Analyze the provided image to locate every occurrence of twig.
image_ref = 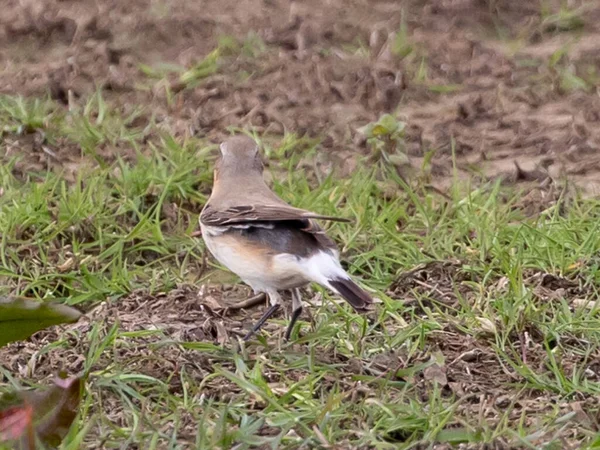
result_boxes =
[312,425,331,448]
[225,293,267,311]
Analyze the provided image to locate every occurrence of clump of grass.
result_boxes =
[0,96,211,304]
[140,32,267,93]
[391,15,415,60]
[0,95,60,134]
[359,113,406,160]
[541,45,594,94]
[540,2,586,33]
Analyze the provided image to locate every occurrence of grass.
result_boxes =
[1,2,600,447]
[139,32,267,94]
[0,92,600,449]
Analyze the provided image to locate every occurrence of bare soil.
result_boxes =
[1,0,599,194]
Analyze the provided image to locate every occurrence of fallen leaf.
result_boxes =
[22,376,83,447]
[572,299,599,309]
[0,297,82,347]
[0,404,33,442]
[476,317,497,334]
[201,295,223,311]
[56,257,75,273]
[214,320,229,346]
[424,363,448,386]
[570,401,595,428]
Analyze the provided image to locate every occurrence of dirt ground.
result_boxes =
[1,0,599,194]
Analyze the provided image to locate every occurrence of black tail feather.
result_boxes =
[328,278,373,312]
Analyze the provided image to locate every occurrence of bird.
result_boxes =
[199,135,373,340]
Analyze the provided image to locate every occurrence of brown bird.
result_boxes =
[200,135,373,340]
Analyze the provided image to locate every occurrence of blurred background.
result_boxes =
[1,0,599,194]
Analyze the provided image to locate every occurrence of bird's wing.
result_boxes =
[200,203,350,227]
[200,203,347,253]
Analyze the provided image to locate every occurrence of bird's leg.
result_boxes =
[243,291,281,341]
[285,288,303,341]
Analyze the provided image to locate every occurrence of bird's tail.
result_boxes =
[303,250,373,312]
[327,277,373,312]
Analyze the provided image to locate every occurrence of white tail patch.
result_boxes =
[300,250,349,288]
